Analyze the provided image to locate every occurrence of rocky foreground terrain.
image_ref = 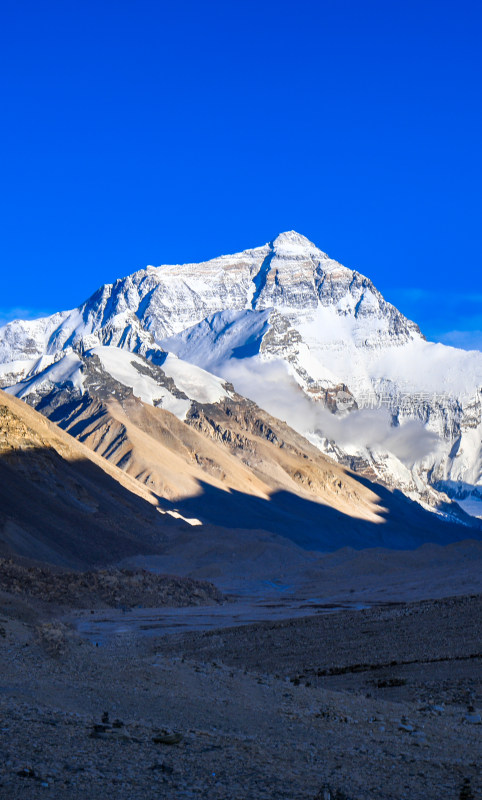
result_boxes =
[0,585,480,800]
[0,559,224,611]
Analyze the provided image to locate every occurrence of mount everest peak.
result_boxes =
[0,230,421,359]
[0,231,481,523]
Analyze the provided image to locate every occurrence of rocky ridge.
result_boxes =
[0,559,224,610]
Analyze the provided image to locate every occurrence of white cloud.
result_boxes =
[219,357,439,465]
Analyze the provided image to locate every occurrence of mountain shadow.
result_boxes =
[0,446,179,569]
[153,476,481,553]
[1,447,479,574]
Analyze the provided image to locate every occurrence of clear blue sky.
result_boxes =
[1,0,481,349]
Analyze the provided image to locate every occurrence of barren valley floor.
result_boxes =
[0,592,481,800]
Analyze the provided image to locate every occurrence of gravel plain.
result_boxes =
[0,591,481,800]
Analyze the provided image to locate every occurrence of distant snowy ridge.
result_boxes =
[1,230,481,518]
[5,346,232,420]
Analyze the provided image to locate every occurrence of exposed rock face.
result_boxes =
[0,231,480,518]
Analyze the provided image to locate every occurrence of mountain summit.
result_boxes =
[270,230,320,254]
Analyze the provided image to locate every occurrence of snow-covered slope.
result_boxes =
[5,346,232,420]
[1,230,481,516]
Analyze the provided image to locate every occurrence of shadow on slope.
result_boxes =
[155,477,481,552]
[1,447,479,577]
[0,447,178,569]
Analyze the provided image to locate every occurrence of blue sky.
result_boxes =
[1,0,481,350]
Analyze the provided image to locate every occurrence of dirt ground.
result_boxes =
[0,591,480,800]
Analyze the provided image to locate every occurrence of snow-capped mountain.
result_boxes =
[1,231,481,518]
[0,231,423,361]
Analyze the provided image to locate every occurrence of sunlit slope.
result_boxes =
[0,390,179,567]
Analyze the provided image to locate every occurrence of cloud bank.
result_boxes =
[219,357,439,466]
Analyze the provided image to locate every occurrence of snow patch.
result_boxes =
[161,353,230,405]
[90,346,191,418]
[5,351,84,399]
